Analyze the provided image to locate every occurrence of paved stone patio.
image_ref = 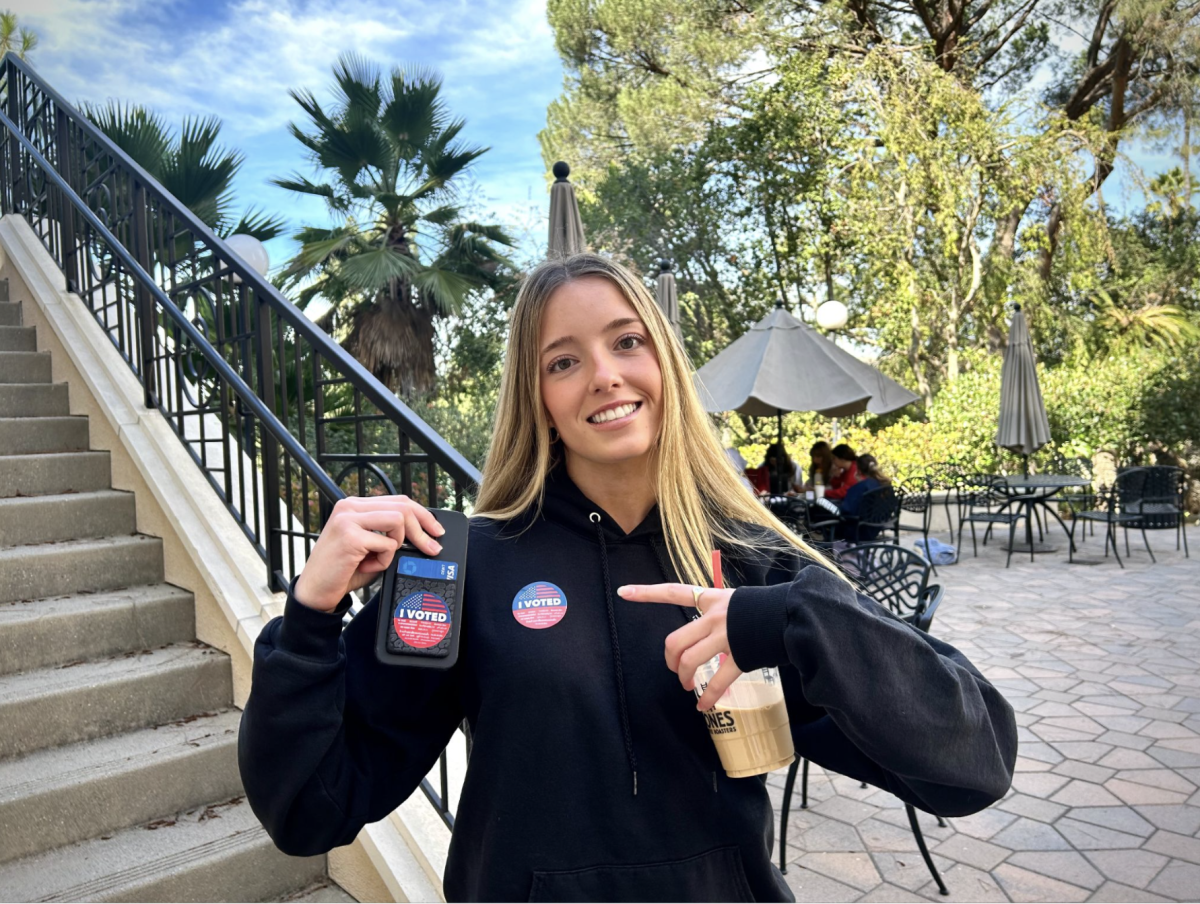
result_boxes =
[768,523,1200,902]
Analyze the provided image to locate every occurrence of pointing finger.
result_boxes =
[617,583,699,606]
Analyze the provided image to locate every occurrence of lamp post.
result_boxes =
[815,300,850,440]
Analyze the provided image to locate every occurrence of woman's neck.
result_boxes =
[564,452,657,535]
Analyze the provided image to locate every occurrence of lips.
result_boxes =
[587,401,642,424]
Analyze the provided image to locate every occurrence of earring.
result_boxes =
[549,426,560,443]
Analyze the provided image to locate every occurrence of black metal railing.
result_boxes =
[0,54,472,829]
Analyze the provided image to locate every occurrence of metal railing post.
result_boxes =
[130,178,157,407]
[5,59,23,213]
[54,106,79,291]
[255,292,285,591]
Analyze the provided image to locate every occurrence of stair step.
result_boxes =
[0,583,195,677]
[0,642,232,760]
[0,383,69,417]
[0,795,326,903]
[0,534,163,603]
[0,415,88,454]
[0,302,19,327]
[278,880,358,902]
[0,710,243,864]
[0,351,51,383]
[0,325,35,352]
[0,490,136,547]
[0,450,111,498]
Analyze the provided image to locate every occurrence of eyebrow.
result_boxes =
[540,317,643,356]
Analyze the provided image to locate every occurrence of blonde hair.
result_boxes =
[473,253,844,587]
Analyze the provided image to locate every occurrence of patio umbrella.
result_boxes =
[655,259,683,341]
[547,161,586,257]
[695,301,919,441]
[996,304,1051,467]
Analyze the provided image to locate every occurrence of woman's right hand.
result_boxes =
[292,495,446,612]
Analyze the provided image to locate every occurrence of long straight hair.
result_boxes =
[473,253,843,587]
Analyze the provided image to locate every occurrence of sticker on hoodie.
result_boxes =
[393,591,452,648]
[512,581,568,629]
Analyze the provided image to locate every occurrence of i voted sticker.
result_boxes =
[512,581,568,629]
[394,591,451,649]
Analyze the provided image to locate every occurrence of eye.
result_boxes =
[615,333,645,351]
[547,356,575,374]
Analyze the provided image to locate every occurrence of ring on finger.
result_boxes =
[691,585,705,616]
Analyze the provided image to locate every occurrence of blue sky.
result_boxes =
[14,0,563,266]
[11,0,1186,279]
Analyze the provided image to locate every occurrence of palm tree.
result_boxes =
[276,53,514,396]
[85,103,287,422]
[0,10,38,61]
[84,102,285,243]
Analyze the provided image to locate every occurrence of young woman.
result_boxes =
[824,443,860,500]
[760,442,803,496]
[836,453,892,541]
[803,440,833,491]
[238,254,1016,902]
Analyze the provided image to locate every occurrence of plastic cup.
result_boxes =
[693,657,795,778]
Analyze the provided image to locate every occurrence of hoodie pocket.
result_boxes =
[527,845,756,902]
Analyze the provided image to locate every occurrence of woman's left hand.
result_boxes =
[616,583,740,711]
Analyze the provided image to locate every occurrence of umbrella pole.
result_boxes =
[776,409,783,444]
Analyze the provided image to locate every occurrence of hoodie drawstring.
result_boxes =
[592,512,639,796]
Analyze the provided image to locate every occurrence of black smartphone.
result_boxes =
[374,508,468,669]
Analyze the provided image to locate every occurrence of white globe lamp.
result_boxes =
[816,299,848,331]
[225,234,271,282]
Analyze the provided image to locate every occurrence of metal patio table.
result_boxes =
[994,474,1091,556]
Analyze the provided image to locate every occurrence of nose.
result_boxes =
[587,348,623,394]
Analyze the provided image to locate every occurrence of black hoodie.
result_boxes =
[238,467,1016,902]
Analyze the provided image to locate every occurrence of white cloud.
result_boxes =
[15,0,555,135]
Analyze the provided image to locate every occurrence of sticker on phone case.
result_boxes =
[512,581,568,629]
[394,591,452,648]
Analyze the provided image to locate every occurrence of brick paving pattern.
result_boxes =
[769,525,1200,902]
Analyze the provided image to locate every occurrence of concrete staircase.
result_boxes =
[0,291,354,902]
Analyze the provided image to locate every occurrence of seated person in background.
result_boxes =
[803,440,834,491]
[837,454,892,541]
[761,442,804,496]
[824,443,860,500]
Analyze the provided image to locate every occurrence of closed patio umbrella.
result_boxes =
[547,161,586,258]
[655,259,682,341]
[996,304,1051,467]
[695,301,919,441]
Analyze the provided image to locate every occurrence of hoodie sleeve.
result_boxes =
[238,580,464,856]
[725,565,1016,817]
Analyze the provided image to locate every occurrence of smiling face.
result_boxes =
[539,276,663,472]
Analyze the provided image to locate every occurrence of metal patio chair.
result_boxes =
[1068,468,1150,568]
[1123,465,1189,562]
[956,475,1027,568]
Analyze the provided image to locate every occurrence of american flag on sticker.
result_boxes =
[400,591,448,616]
[512,581,568,630]
[393,591,451,649]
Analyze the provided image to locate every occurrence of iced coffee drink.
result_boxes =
[694,659,795,778]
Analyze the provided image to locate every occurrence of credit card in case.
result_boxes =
[375,508,468,669]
